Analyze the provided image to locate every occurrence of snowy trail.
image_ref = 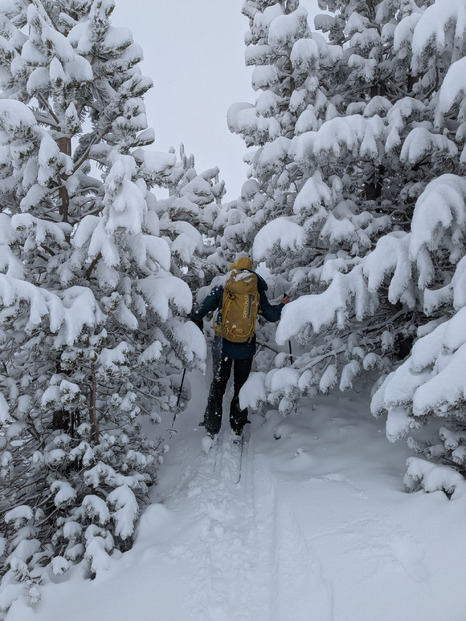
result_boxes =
[153,426,332,621]
[8,380,466,621]
[170,433,263,621]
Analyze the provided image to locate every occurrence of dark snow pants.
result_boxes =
[203,349,252,436]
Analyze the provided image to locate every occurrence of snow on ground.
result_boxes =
[7,373,466,621]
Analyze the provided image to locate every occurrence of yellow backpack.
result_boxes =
[215,269,260,343]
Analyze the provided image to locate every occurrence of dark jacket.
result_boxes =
[191,270,283,359]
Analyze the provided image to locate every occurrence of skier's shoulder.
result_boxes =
[192,280,224,317]
[207,284,224,308]
[235,268,267,293]
[255,272,268,293]
[205,274,227,297]
[211,284,224,296]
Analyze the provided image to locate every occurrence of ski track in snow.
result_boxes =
[148,398,433,621]
[155,431,332,621]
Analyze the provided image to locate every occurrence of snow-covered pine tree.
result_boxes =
[368,0,466,490]
[156,144,226,291]
[227,0,391,412]
[0,0,205,612]
[226,0,314,269]
[232,0,466,425]
[224,0,345,393]
[262,0,443,407]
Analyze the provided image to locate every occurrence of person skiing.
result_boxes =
[191,256,290,439]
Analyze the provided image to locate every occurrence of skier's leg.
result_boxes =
[229,357,253,435]
[203,341,232,436]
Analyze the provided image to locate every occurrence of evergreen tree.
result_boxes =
[0,0,205,612]
[369,0,466,489]
[228,0,394,412]
[225,0,344,392]
[232,0,466,470]
[156,144,226,291]
[226,0,315,265]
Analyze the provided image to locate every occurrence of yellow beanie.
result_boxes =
[229,257,253,271]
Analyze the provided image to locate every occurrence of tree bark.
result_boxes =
[90,363,99,443]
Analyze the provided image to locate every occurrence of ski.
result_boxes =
[234,433,246,484]
[202,431,228,478]
[202,430,247,483]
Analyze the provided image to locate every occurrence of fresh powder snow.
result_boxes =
[7,371,466,621]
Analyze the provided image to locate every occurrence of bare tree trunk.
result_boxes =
[365,164,385,201]
[58,136,72,223]
[90,363,99,443]
[57,136,71,156]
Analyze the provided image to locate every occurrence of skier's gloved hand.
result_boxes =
[281,295,290,305]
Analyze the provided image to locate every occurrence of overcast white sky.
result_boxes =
[113,1,319,199]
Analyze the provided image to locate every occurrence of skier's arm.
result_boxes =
[258,290,285,322]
